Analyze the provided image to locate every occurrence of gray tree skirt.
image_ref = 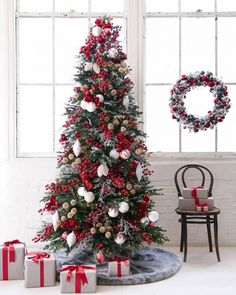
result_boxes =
[55,246,182,285]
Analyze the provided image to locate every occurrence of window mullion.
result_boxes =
[52,0,56,152]
[178,0,182,152]
[215,0,218,152]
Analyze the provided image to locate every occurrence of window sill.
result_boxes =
[149,152,236,162]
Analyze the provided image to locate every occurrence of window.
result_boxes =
[16,0,126,157]
[145,0,236,153]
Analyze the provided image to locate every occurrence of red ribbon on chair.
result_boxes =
[2,240,24,280]
[27,252,50,287]
[60,265,95,293]
[191,186,208,212]
[109,258,129,277]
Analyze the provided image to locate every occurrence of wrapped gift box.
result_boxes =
[0,240,25,280]
[108,258,130,277]
[182,187,208,199]
[179,197,214,211]
[60,265,96,293]
[25,252,56,288]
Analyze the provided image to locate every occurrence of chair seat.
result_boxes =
[175,207,220,215]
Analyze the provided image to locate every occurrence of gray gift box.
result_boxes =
[25,252,56,288]
[182,187,208,199]
[0,243,25,280]
[178,197,214,211]
[60,265,96,293]
[108,259,130,277]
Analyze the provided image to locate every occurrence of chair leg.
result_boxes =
[206,215,213,252]
[214,215,221,262]
[183,215,188,262]
[180,216,184,252]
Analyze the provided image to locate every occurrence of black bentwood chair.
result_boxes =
[174,164,221,262]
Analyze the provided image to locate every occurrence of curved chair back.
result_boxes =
[174,164,214,198]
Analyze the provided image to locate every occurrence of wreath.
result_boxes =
[169,71,231,132]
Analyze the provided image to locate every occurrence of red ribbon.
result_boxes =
[191,186,208,212]
[109,258,129,277]
[60,265,95,293]
[2,240,24,280]
[27,252,50,287]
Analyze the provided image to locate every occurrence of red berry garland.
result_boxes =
[169,71,231,132]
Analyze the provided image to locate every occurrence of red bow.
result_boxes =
[27,252,50,287]
[60,265,95,293]
[27,252,50,263]
[109,258,129,277]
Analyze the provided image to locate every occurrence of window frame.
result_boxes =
[3,0,236,160]
[143,0,236,156]
[15,0,127,158]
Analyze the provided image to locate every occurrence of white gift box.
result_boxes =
[182,187,208,199]
[25,252,56,288]
[178,197,214,211]
[0,242,25,280]
[108,258,130,277]
[60,265,96,293]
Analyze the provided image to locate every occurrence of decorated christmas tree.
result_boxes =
[34,16,168,260]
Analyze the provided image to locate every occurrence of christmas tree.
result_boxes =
[34,16,168,260]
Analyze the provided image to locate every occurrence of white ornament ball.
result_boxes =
[122,95,129,109]
[80,100,88,110]
[120,149,131,160]
[77,187,87,196]
[66,231,76,248]
[109,149,120,160]
[52,210,60,231]
[108,207,119,218]
[96,94,104,103]
[93,63,100,74]
[92,26,102,36]
[97,163,109,177]
[140,217,149,224]
[86,102,96,112]
[84,191,95,203]
[148,211,159,223]
[73,139,81,157]
[108,48,118,58]
[114,233,126,245]
[84,62,93,71]
[120,60,127,68]
[118,202,129,213]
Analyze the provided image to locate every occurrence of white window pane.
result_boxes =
[55,0,88,12]
[19,19,52,83]
[182,129,215,152]
[182,18,215,74]
[18,86,53,153]
[55,19,88,83]
[181,0,214,12]
[19,0,52,11]
[181,86,216,152]
[146,0,178,12]
[217,85,235,151]
[55,86,72,149]
[146,18,179,83]
[217,0,236,11]
[145,86,179,152]
[218,18,236,82]
[184,87,216,118]
[91,0,124,12]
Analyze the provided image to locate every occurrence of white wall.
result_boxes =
[0,157,236,247]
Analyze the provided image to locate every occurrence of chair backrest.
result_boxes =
[174,164,214,198]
